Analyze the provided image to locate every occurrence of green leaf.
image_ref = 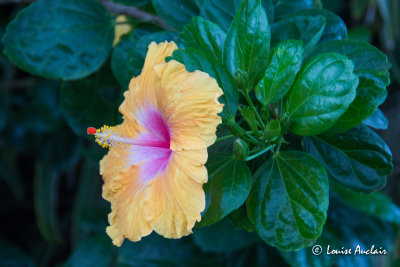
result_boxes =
[200,153,252,226]
[2,0,114,80]
[152,0,199,30]
[117,234,218,266]
[60,63,122,136]
[312,40,390,85]
[362,108,388,130]
[335,187,400,225]
[285,53,358,136]
[171,48,238,120]
[272,0,322,21]
[224,0,271,88]
[200,0,274,31]
[310,40,390,132]
[302,125,393,192]
[193,217,259,253]
[255,40,303,105]
[230,205,255,232]
[179,16,226,60]
[111,30,178,89]
[0,241,36,267]
[247,151,329,251]
[63,235,116,267]
[289,9,347,42]
[34,162,62,244]
[330,77,387,133]
[270,15,325,50]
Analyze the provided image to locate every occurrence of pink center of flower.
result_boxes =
[89,104,172,186]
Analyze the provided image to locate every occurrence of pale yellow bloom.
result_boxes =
[90,42,223,246]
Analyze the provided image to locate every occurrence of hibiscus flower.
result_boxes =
[88,41,223,246]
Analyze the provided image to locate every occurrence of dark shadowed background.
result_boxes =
[0,0,399,266]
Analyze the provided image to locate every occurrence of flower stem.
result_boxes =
[215,134,234,143]
[245,145,274,161]
[275,139,283,153]
[243,91,265,128]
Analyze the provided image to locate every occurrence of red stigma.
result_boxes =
[87,127,97,135]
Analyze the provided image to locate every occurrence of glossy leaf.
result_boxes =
[111,31,178,89]
[270,15,325,50]
[310,40,390,132]
[330,77,387,133]
[200,0,274,31]
[193,217,259,253]
[2,0,114,80]
[247,151,329,251]
[63,235,115,267]
[200,153,252,226]
[272,0,322,21]
[312,40,390,85]
[335,187,400,225]
[362,108,388,130]
[224,0,271,88]
[285,53,358,136]
[60,63,122,136]
[287,9,347,42]
[171,48,238,120]
[34,162,62,244]
[255,40,303,105]
[152,0,199,30]
[302,125,393,192]
[179,16,226,59]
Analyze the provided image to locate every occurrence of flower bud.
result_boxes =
[233,138,249,160]
[234,70,248,91]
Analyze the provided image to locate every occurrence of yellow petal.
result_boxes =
[173,149,208,184]
[120,42,177,126]
[101,158,152,246]
[144,153,206,238]
[153,60,224,151]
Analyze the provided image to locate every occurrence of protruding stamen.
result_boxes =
[91,125,170,150]
[94,125,123,149]
[87,127,97,135]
